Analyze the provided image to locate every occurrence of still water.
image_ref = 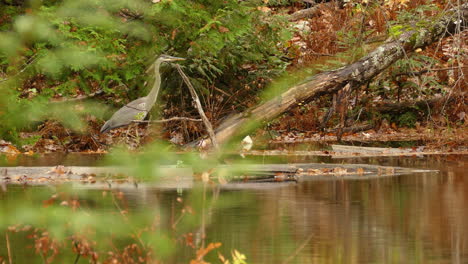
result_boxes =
[0,155,467,263]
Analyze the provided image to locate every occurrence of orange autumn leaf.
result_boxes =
[218,26,229,33]
[191,242,222,264]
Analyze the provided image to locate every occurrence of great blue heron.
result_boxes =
[100,55,185,134]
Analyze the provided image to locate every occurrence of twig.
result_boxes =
[212,85,232,97]
[325,123,374,134]
[6,233,12,264]
[40,251,47,264]
[320,93,337,129]
[73,241,81,264]
[281,233,314,264]
[132,117,202,123]
[50,90,105,103]
[394,66,468,77]
[110,192,146,249]
[175,65,219,150]
[118,8,143,20]
[0,53,39,83]
[309,51,335,57]
[200,182,207,249]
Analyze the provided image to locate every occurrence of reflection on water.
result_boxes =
[0,155,467,263]
[0,153,105,167]
[201,155,468,264]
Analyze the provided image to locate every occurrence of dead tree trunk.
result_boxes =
[191,4,468,147]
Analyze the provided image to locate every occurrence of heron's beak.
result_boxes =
[169,56,185,62]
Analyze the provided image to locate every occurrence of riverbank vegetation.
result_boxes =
[0,0,465,154]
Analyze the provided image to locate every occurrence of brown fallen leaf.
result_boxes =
[218,175,227,185]
[356,168,365,175]
[37,177,50,182]
[47,165,68,175]
[333,167,348,175]
[24,150,34,156]
[257,6,271,13]
[307,168,322,175]
[1,144,20,155]
[218,26,229,33]
[184,233,195,248]
[377,167,383,175]
[201,171,210,183]
[192,242,222,263]
[43,197,56,207]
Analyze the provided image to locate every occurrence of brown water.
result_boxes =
[0,155,467,263]
[194,155,468,263]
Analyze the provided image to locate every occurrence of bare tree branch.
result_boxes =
[175,65,219,150]
[132,117,202,123]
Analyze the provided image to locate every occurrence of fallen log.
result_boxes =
[0,163,433,186]
[288,3,325,21]
[191,4,467,148]
[372,96,455,114]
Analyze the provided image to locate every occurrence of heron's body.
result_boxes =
[100,97,147,134]
[100,55,185,134]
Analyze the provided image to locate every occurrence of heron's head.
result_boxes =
[158,54,186,63]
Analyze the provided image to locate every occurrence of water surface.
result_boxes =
[0,155,467,263]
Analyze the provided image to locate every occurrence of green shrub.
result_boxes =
[397,111,418,128]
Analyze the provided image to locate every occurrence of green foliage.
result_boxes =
[397,111,418,127]
[0,0,291,143]
[265,0,300,7]
[392,3,439,27]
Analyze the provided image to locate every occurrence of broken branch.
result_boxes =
[175,65,219,150]
[132,117,202,123]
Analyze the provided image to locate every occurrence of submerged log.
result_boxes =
[192,5,467,147]
[0,163,436,187]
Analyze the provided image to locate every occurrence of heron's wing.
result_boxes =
[114,97,148,121]
[126,97,147,111]
[101,97,149,133]
[123,97,148,120]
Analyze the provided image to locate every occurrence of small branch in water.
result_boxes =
[281,233,314,264]
[73,241,81,264]
[6,233,12,264]
[175,65,219,151]
[132,117,202,123]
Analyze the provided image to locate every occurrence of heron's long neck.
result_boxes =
[145,60,162,111]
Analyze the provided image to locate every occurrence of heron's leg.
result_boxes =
[146,113,152,132]
[125,126,132,140]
